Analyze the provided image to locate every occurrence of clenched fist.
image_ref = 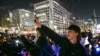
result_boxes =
[34,16,42,28]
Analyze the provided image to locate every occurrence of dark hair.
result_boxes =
[36,27,42,34]
[36,28,40,32]
[68,24,81,38]
[81,32,87,38]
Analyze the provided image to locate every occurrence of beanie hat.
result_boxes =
[68,24,81,34]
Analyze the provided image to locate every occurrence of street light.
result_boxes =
[73,17,76,20]
[6,18,10,21]
[25,13,29,17]
[88,19,92,21]
[54,25,57,30]
[34,12,36,16]
[85,22,88,25]
[6,18,11,28]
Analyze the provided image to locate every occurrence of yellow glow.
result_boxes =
[7,18,10,21]
[25,13,29,17]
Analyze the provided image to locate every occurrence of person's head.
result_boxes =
[66,25,81,40]
[81,32,87,38]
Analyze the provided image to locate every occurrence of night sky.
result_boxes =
[73,0,100,19]
[0,0,100,21]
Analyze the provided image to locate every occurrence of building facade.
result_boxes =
[34,0,71,34]
[11,9,34,30]
[70,18,85,32]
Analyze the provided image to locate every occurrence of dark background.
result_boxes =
[0,0,100,20]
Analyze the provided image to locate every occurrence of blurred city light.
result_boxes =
[37,13,46,16]
[85,22,88,24]
[88,19,92,21]
[25,13,29,17]
[96,47,100,52]
[34,12,36,15]
[20,49,24,55]
[95,44,99,48]
[54,25,57,29]
[15,40,20,43]
[73,17,76,20]
[6,18,10,21]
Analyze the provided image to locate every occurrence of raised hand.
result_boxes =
[34,16,42,28]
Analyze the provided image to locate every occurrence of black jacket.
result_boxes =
[39,25,88,56]
[36,28,54,56]
[20,35,43,56]
[36,28,50,48]
[20,34,54,56]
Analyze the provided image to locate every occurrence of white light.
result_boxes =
[95,44,99,48]
[25,22,28,24]
[96,24,100,33]
[73,17,76,20]
[34,12,36,15]
[63,20,66,24]
[53,1,60,6]
[15,40,20,43]
[9,11,13,19]
[36,4,49,9]
[85,22,88,24]
[25,13,29,17]
[88,19,91,21]
[37,13,46,16]
[54,25,57,29]
[97,24,100,28]
[20,9,31,13]
[96,47,100,52]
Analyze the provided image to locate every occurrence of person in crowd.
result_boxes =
[26,34,35,44]
[49,38,60,56]
[35,28,54,56]
[30,34,36,44]
[80,32,89,46]
[87,30,93,45]
[34,16,89,56]
[0,33,21,56]
[20,35,43,56]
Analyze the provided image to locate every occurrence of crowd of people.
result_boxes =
[0,16,100,56]
[0,28,60,56]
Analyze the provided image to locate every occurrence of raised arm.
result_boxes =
[34,17,64,46]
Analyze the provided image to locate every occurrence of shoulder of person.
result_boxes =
[61,37,70,42]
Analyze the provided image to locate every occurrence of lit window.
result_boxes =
[36,4,49,9]
[37,13,46,16]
